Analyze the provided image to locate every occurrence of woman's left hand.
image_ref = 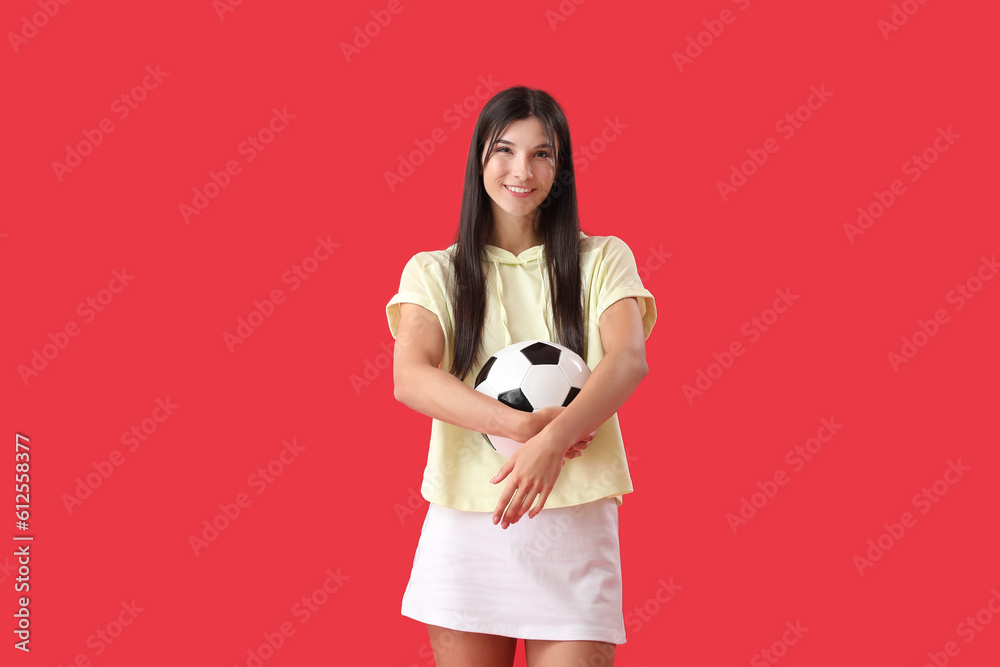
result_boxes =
[564,432,594,459]
[489,435,570,529]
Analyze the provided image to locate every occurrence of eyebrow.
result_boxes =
[495,139,554,149]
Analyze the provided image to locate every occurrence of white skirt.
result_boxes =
[400,496,626,644]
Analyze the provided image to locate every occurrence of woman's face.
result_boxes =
[481,116,557,226]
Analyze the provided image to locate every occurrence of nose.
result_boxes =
[512,154,533,181]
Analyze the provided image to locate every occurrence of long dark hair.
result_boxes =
[447,86,585,382]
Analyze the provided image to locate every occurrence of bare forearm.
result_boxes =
[538,350,647,452]
[395,365,527,441]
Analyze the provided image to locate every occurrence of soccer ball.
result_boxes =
[473,339,591,457]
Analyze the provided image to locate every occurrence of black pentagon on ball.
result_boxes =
[520,341,562,365]
[497,388,534,412]
[474,355,496,388]
[561,386,581,407]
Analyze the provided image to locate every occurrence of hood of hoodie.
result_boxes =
[483,242,549,349]
[480,231,588,349]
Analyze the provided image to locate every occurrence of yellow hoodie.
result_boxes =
[385,231,656,511]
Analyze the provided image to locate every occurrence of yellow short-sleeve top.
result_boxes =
[385,230,656,511]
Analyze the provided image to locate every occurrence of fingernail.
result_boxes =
[492,515,499,524]
[490,475,497,484]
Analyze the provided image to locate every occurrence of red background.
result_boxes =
[2,0,998,665]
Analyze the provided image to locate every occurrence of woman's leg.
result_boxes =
[427,624,518,667]
[524,638,615,667]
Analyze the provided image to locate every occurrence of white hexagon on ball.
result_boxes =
[485,350,532,395]
[521,365,572,410]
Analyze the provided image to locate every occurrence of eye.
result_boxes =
[494,146,552,159]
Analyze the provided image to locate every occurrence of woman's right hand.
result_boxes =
[520,406,594,460]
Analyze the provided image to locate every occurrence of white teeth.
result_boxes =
[506,185,532,193]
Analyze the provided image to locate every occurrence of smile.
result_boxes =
[504,185,534,195]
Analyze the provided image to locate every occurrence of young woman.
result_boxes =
[385,86,656,667]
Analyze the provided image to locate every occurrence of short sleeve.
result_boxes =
[385,253,447,340]
[594,237,657,340]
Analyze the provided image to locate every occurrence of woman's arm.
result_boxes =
[490,296,649,527]
[393,302,531,442]
[532,296,649,453]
